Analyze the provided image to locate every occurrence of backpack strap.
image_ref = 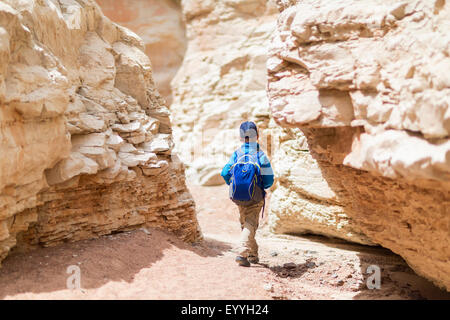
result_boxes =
[261,197,265,220]
[232,147,261,170]
[256,150,266,219]
[256,150,263,167]
[231,149,243,169]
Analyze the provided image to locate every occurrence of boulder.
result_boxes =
[267,0,450,291]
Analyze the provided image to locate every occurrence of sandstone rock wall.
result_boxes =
[0,0,200,264]
[268,123,374,245]
[171,0,278,185]
[268,0,450,290]
[95,0,187,105]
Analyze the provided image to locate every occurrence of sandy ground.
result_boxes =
[0,183,449,300]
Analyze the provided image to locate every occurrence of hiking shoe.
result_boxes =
[235,256,250,267]
[248,256,259,264]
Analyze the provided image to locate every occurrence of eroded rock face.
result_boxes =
[268,123,374,245]
[0,0,200,264]
[171,0,278,185]
[268,0,450,290]
[95,0,187,105]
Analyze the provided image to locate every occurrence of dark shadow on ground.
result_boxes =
[353,252,450,300]
[275,232,450,299]
[0,227,231,299]
[198,236,233,254]
[259,258,318,279]
[283,232,385,255]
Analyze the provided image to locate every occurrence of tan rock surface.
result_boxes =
[269,0,450,182]
[95,0,186,104]
[268,123,374,245]
[268,0,450,290]
[171,0,278,185]
[0,0,200,265]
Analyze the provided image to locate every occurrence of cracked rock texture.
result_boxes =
[268,0,450,290]
[96,0,186,105]
[0,0,200,265]
[170,0,278,185]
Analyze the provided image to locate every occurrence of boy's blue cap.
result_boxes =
[240,121,258,138]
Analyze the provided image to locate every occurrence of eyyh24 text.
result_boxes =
[180,304,270,318]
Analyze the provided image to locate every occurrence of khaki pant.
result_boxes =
[237,200,264,258]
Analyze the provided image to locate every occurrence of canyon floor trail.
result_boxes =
[0,184,448,300]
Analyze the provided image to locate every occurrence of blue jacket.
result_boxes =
[221,142,274,189]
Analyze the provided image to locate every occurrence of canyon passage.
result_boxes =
[0,0,449,299]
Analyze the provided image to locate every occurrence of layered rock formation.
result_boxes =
[0,0,200,264]
[268,0,450,290]
[268,124,374,245]
[170,0,278,185]
[95,0,186,105]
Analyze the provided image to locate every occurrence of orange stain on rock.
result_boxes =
[95,0,138,23]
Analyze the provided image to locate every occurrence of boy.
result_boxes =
[221,121,274,267]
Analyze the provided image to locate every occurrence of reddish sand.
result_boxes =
[0,183,449,300]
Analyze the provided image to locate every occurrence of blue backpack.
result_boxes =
[229,147,266,207]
